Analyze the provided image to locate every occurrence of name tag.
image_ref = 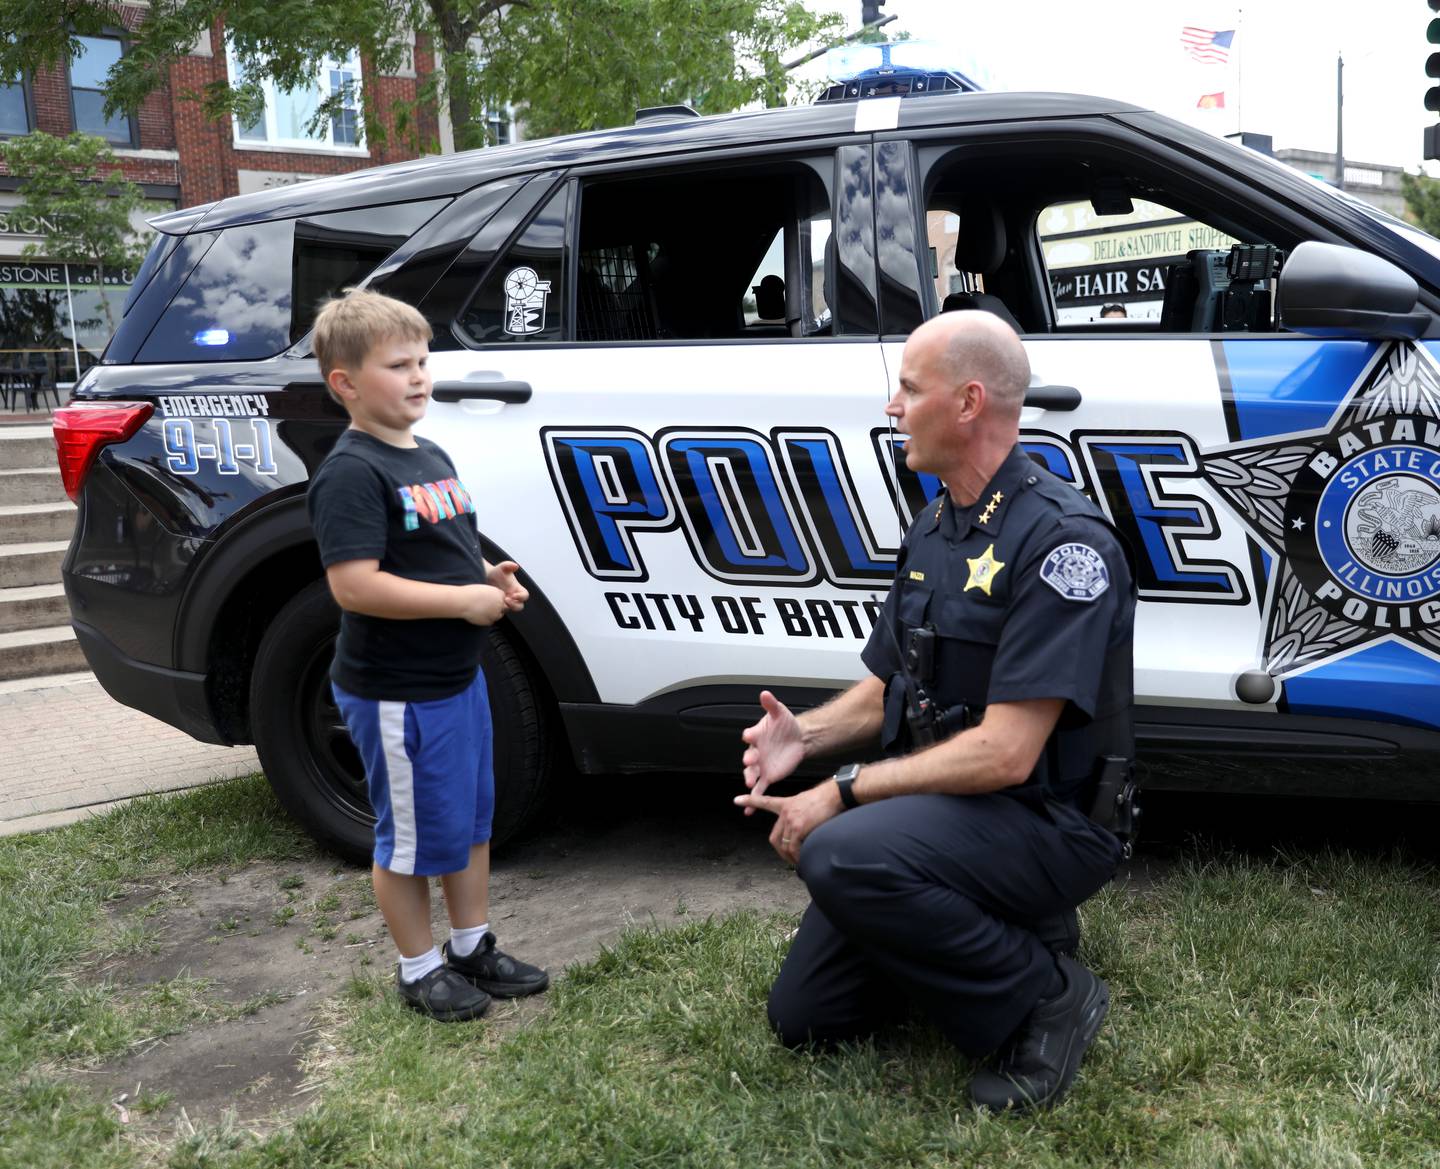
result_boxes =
[909,570,925,581]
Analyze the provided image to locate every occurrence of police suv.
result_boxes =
[53,62,1440,859]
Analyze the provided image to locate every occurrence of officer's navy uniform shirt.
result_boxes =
[308,429,487,701]
[861,444,1135,805]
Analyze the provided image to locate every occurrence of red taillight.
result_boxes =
[52,402,154,503]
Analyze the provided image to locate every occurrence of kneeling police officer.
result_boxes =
[735,310,1135,1113]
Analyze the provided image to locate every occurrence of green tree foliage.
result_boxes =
[1401,171,1440,237]
[485,1,843,140]
[0,131,148,330]
[0,0,841,154]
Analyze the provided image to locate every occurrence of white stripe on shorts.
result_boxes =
[378,700,418,875]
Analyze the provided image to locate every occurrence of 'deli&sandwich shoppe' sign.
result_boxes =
[1040,200,1237,322]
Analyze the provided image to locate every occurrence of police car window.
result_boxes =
[572,161,832,342]
[457,183,569,344]
[743,217,830,333]
[921,142,1289,336]
[1037,199,1239,325]
[136,199,446,362]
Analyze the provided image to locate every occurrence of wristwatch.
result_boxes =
[834,762,862,810]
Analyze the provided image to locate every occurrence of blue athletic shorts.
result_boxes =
[332,669,494,876]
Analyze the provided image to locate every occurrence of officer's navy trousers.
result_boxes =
[768,792,1123,1056]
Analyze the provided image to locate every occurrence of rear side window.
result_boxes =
[457,184,570,345]
[572,160,832,342]
[135,199,447,362]
[121,230,182,318]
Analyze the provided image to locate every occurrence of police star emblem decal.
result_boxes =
[1198,341,1440,681]
[965,543,1005,595]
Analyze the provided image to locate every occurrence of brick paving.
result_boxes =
[0,671,260,836]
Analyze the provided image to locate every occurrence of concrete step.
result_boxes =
[0,467,66,507]
[0,502,75,543]
[0,583,68,633]
[0,541,67,588]
[0,625,86,681]
[0,428,54,471]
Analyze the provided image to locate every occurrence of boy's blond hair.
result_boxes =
[312,288,432,379]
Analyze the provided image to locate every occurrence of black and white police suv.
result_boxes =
[53,66,1440,859]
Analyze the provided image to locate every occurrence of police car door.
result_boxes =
[871,121,1359,739]
[421,147,895,718]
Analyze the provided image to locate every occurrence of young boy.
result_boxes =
[307,288,548,1021]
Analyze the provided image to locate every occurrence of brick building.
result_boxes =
[0,7,444,390]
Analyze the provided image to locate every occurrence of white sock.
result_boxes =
[399,946,443,984]
[450,923,490,958]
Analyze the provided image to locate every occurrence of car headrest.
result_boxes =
[955,198,1006,276]
[753,273,785,320]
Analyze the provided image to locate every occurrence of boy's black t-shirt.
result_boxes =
[307,429,487,700]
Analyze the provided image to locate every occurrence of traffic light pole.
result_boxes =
[782,14,897,72]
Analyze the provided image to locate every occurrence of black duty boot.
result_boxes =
[968,954,1109,1114]
[444,932,550,998]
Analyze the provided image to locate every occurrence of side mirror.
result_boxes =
[1277,241,1429,340]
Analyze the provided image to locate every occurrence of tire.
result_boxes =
[250,578,556,864]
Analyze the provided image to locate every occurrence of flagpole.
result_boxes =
[1236,7,1243,135]
[1336,52,1344,187]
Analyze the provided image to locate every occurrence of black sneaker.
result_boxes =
[395,964,492,1022]
[444,932,550,998]
[968,954,1109,1114]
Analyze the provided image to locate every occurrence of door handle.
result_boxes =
[431,380,532,404]
[1024,384,1081,411]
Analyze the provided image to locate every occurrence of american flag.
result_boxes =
[1181,27,1235,64]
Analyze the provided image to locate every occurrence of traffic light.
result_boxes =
[1427,2,1440,158]
[1430,0,1440,109]
[861,1,886,25]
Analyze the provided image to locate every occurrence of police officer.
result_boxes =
[734,310,1134,1113]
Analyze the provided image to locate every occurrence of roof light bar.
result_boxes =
[817,42,985,104]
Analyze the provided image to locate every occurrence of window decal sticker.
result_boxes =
[502,266,551,335]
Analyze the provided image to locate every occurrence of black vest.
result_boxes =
[878,446,1136,806]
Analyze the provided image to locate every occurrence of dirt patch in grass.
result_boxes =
[58,776,1440,1149]
[83,860,379,1138]
[71,774,813,1138]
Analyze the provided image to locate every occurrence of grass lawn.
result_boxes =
[4,777,1440,1168]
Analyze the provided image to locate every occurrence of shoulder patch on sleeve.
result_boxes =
[1039,542,1110,603]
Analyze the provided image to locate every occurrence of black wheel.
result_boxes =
[250,579,556,863]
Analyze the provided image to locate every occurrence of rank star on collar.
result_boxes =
[1199,341,1440,682]
[978,490,1004,525]
[965,543,1005,595]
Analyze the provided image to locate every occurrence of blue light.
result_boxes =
[194,328,230,347]
[826,42,957,79]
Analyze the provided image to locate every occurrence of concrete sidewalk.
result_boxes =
[1,671,260,836]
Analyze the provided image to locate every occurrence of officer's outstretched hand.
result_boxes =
[738,690,805,815]
[734,784,843,866]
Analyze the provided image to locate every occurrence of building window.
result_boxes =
[229,48,365,151]
[69,35,135,145]
[483,103,514,146]
[0,80,31,136]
